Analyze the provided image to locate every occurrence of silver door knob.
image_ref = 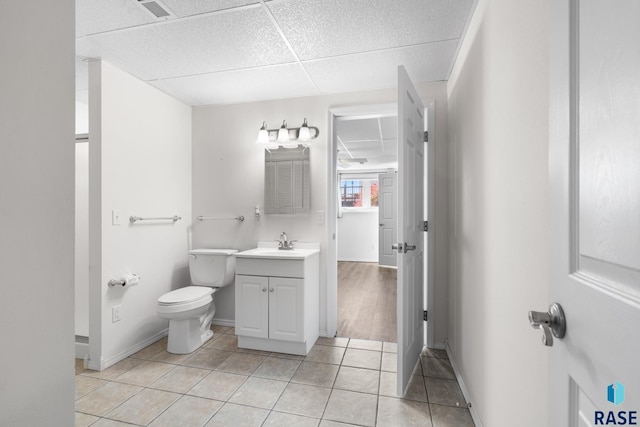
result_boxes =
[392,242,416,253]
[269,288,274,292]
[404,244,416,253]
[528,303,566,346]
[262,287,267,292]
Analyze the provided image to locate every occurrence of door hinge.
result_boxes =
[423,221,428,232]
[423,310,428,321]
[424,131,428,143]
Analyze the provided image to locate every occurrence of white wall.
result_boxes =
[446,0,550,426]
[76,142,90,338]
[0,1,75,425]
[89,60,192,369]
[337,210,379,262]
[192,82,448,342]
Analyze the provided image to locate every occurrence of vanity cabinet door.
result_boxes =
[235,275,269,339]
[268,277,304,342]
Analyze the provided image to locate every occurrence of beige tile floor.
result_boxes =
[75,327,474,427]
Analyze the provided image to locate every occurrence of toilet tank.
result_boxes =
[188,249,237,287]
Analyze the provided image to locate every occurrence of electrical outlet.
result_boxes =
[112,305,121,323]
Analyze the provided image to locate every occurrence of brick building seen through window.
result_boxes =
[340,179,379,208]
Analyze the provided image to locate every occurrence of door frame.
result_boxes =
[325,101,436,347]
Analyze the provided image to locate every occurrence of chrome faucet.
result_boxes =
[277,232,296,250]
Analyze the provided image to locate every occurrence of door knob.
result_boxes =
[393,242,416,253]
[528,303,566,346]
[403,244,416,253]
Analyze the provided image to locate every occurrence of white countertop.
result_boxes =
[236,242,320,260]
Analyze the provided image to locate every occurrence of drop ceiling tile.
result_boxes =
[345,141,383,154]
[304,40,458,94]
[76,0,158,36]
[382,140,398,156]
[337,118,380,142]
[379,117,397,140]
[268,0,473,60]
[151,63,319,106]
[160,0,264,17]
[76,7,295,81]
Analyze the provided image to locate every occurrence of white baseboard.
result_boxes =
[75,341,89,359]
[337,258,378,263]
[89,329,168,372]
[211,318,235,328]
[445,344,484,427]
[431,341,447,350]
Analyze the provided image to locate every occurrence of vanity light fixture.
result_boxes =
[255,118,320,148]
[256,122,269,144]
[277,120,290,144]
[298,118,311,141]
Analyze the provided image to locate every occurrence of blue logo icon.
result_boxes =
[608,381,626,406]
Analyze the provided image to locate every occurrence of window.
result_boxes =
[340,178,379,208]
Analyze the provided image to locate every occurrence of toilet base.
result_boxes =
[166,302,216,354]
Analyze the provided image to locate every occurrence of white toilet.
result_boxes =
[157,248,237,354]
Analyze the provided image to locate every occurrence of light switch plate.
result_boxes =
[112,210,122,226]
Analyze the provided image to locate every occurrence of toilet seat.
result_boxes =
[158,286,215,315]
[159,286,213,305]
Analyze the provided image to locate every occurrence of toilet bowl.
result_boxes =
[157,249,236,354]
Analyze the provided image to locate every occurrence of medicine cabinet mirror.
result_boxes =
[264,147,310,215]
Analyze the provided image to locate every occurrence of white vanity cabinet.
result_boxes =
[234,245,319,355]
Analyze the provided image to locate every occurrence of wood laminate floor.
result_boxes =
[337,261,397,343]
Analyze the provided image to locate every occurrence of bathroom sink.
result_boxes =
[235,243,320,278]
[235,247,319,260]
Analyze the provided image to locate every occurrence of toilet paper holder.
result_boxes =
[108,273,141,287]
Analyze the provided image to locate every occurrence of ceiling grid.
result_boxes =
[75,0,476,106]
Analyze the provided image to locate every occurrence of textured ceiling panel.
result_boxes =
[337,118,380,142]
[151,63,319,106]
[304,41,458,94]
[344,140,383,153]
[379,116,397,140]
[76,8,295,81]
[76,0,158,36]
[383,139,398,155]
[159,0,271,17]
[268,0,474,60]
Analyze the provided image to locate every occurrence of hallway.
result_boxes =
[337,262,397,342]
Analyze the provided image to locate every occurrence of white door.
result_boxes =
[379,171,397,267]
[396,66,425,396]
[548,0,640,424]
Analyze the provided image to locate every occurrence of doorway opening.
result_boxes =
[328,104,399,342]
[325,101,435,347]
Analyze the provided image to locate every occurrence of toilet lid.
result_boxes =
[158,286,213,305]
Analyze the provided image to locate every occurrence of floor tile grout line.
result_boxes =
[76,331,472,426]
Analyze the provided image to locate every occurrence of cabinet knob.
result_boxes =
[262,287,267,292]
[269,288,274,292]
